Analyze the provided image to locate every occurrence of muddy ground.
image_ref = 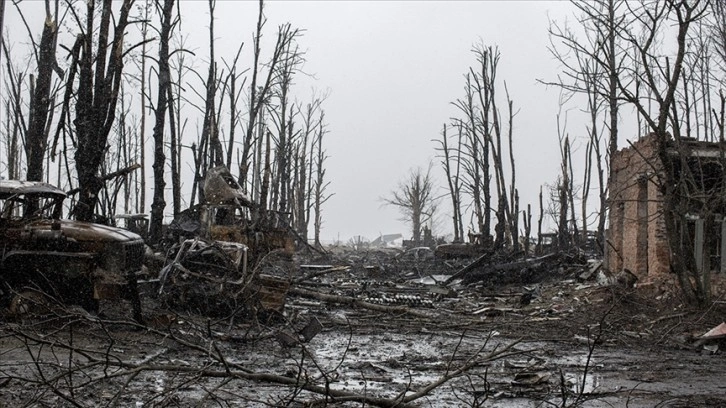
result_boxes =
[2,246,726,407]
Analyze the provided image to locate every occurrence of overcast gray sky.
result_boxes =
[231,1,580,242]
[5,1,597,243]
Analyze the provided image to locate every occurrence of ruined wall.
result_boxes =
[606,135,670,279]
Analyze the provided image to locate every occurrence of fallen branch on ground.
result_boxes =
[5,319,526,408]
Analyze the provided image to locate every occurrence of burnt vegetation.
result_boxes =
[1,0,726,406]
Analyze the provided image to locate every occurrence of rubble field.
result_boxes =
[2,246,726,407]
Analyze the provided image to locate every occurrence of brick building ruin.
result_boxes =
[606,134,726,281]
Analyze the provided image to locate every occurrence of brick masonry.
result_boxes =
[606,134,671,279]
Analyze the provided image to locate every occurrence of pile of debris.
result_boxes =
[153,166,295,318]
[445,250,590,287]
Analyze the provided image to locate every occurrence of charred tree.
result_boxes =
[224,44,245,170]
[452,74,487,241]
[25,0,60,184]
[239,0,291,193]
[619,0,711,303]
[138,0,150,214]
[475,46,511,249]
[312,110,331,248]
[436,123,464,242]
[200,0,223,172]
[505,90,519,252]
[537,186,544,252]
[2,48,25,180]
[169,34,191,217]
[523,203,532,255]
[450,44,522,248]
[0,0,5,65]
[148,0,175,245]
[557,126,572,250]
[546,0,626,253]
[268,23,303,219]
[293,97,323,241]
[62,0,135,221]
[167,80,180,217]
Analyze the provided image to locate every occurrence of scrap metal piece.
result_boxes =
[203,165,252,207]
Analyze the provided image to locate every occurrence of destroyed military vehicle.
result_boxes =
[165,166,294,264]
[0,180,144,320]
[158,166,293,317]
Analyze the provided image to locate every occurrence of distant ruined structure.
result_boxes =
[606,134,726,281]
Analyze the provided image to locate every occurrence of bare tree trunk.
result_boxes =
[138,0,149,214]
[202,0,223,169]
[294,98,323,241]
[581,140,593,246]
[148,0,175,245]
[614,1,708,303]
[717,91,726,142]
[294,143,306,237]
[437,124,464,242]
[566,138,578,245]
[303,102,320,240]
[118,91,130,214]
[190,143,199,207]
[557,133,572,250]
[196,132,209,204]
[558,179,569,251]
[5,97,21,180]
[70,0,134,222]
[606,0,620,170]
[313,111,330,248]
[2,102,9,179]
[481,48,511,249]
[506,91,518,252]
[523,203,532,256]
[512,190,520,252]
[252,112,265,204]
[5,70,23,180]
[259,130,272,215]
[25,0,59,183]
[471,48,494,240]
[239,0,266,189]
[269,26,302,219]
[225,44,244,169]
[453,76,486,240]
[226,68,237,169]
[0,0,5,65]
[546,0,625,254]
[537,186,544,253]
[167,85,180,217]
[170,34,189,216]
[239,1,292,190]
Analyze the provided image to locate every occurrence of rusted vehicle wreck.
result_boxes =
[158,166,293,317]
[0,180,144,321]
